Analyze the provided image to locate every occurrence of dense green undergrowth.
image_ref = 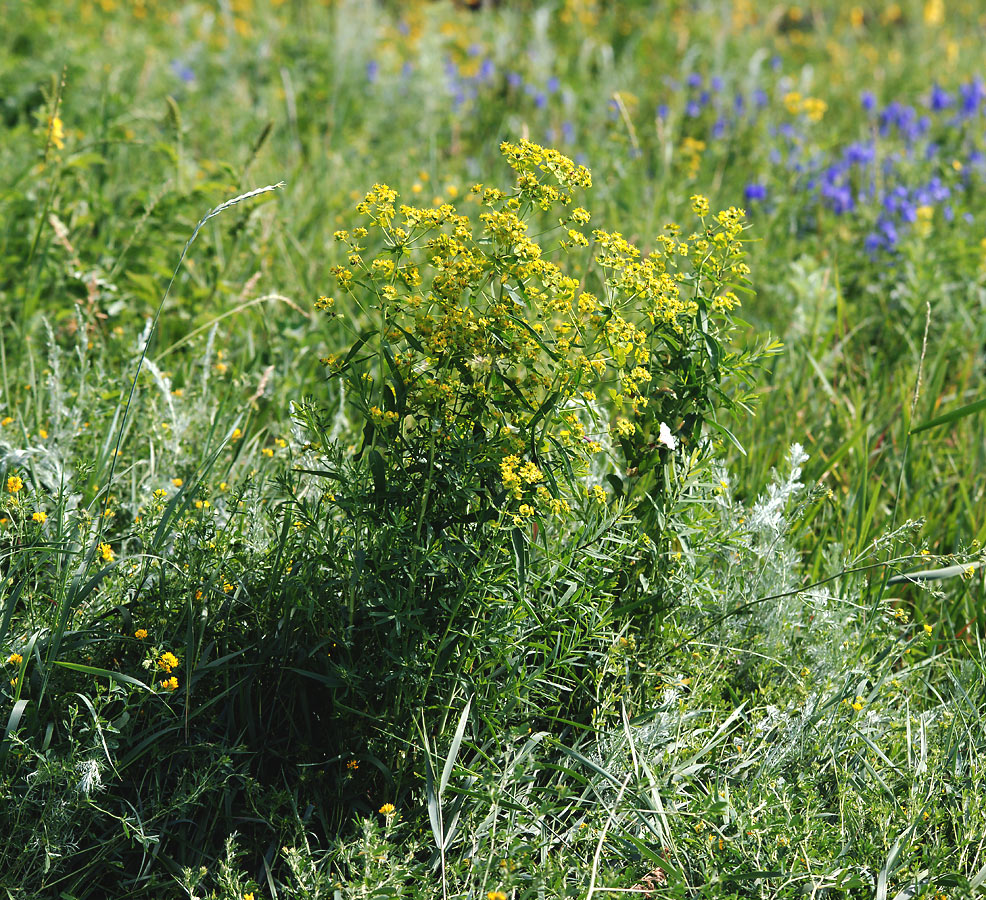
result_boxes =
[2,1,986,897]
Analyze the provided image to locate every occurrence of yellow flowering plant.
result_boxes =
[315,141,602,536]
[313,140,769,549]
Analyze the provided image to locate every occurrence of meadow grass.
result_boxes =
[2,1,986,897]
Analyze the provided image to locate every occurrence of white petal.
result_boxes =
[657,422,678,450]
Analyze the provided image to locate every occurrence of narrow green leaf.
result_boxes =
[910,396,986,434]
[440,696,472,796]
[54,661,151,691]
[510,527,527,593]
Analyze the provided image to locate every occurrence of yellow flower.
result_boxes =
[0,416,13,426]
[346,759,359,770]
[379,803,396,815]
[6,475,23,493]
[243,894,255,900]
[99,543,114,562]
[38,429,48,440]
[923,623,933,635]
[783,91,803,115]
[7,653,23,666]
[48,116,65,150]
[924,0,944,25]
[32,511,47,524]
[160,676,179,691]
[488,892,507,900]
[172,478,183,488]
[134,629,148,640]
[803,97,827,122]
[158,651,180,673]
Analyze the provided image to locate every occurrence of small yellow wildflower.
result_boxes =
[346,759,359,770]
[134,629,148,640]
[38,429,48,440]
[924,0,944,26]
[160,676,179,691]
[32,511,47,524]
[7,653,23,666]
[923,623,933,635]
[488,892,507,900]
[171,478,183,488]
[158,651,180,673]
[48,116,65,150]
[803,97,827,122]
[99,543,114,562]
[690,194,710,216]
[7,475,23,493]
[153,488,167,499]
[783,92,803,115]
[231,428,242,440]
[614,417,635,437]
[379,803,396,815]
[262,447,274,457]
[0,417,13,426]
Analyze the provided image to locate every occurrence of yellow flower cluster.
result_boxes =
[680,136,705,178]
[498,138,592,205]
[369,405,400,428]
[783,92,827,122]
[319,139,750,532]
[499,455,546,501]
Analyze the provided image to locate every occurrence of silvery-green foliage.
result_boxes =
[701,444,853,663]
